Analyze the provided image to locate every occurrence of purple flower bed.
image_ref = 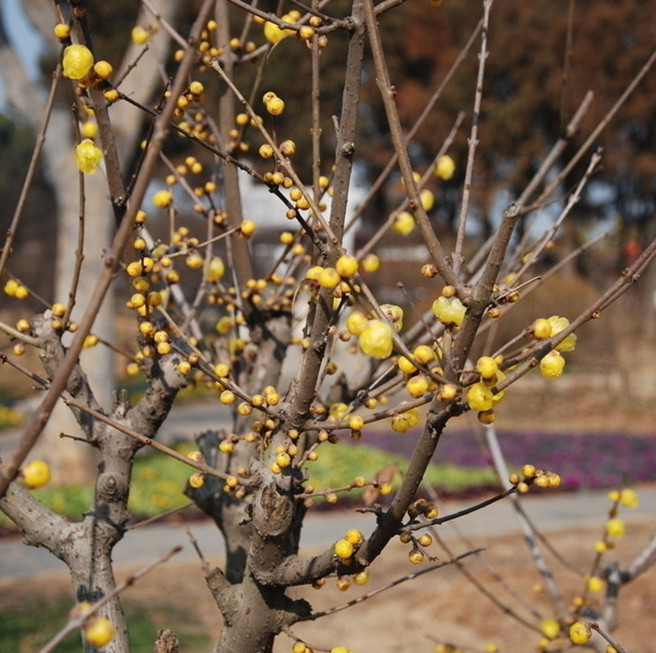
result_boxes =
[367,427,656,491]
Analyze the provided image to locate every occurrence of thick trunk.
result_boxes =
[70,547,130,653]
[213,577,286,653]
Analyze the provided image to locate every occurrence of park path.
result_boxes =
[1,400,654,579]
[1,485,654,579]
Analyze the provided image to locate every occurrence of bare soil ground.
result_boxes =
[2,522,654,653]
[491,373,656,436]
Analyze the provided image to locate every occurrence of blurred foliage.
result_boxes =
[365,0,656,243]
[0,440,498,530]
[0,591,210,653]
[0,403,22,428]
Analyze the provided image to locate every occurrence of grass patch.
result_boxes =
[0,440,497,531]
[306,441,499,502]
[0,588,211,653]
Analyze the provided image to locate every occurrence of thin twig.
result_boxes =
[494,224,656,396]
[61,155,87,331]
[61,394,246,484]
[527,44,656,216]
[142,0,188,48]
[361,0,459,289]
[345,14,483,230]
[434,529,541,631]
[354,112,465,259]
[209,58,342,257]
[0,66,62,281]
[483,423,569,620]
[299,548,483,621]
[187,526,211,574]
[125,502,197,530]
[559,0,576,133]
[422,480,546,625]
[405,485,517,533]
[453,0,493,275]
[507,149,602,285]
[589,622,628,653]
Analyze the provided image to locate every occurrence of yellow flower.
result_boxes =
[358,319,394,359]
[208,257,225,282]
[420,188,435,211]
[62,44,94,79]
[380,304,404,331]
[131,26,150,44]
[391,406,419,433]
[346,310,368,336]
[540,350,565,379]
[335,255,359,278]
[540,619,560,640]
[466,382,494,412]
[263,12,297,43]
[547,315,577,352]
[620,488,639,508]
[605,518,626,539]
[432,295,467,327]
[587,576,604,593]
[333,539,354,559]
[84,616,115,647]
[152,189,173,209]
[435,154,455,180]
[569,621,592,645]
[361,253,380,272]
[75,139,103,174]
[392,211,416,235]
[80,121,98,138]
[22,460,51,488]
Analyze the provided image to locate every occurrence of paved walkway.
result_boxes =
[2,401,655,579]
[1,486,654,579]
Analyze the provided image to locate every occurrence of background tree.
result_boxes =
[0,0,181,483]
[1,1,656,652]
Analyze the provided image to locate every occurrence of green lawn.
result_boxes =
[1,440,499,528]
[0,592,211,653]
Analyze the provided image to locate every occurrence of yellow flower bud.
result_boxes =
[435,154,456,180]
[540,619,560,640]
[605,518,626,539]
[208,257,225,282]
[540,350,565,379]
[392,211,415,235]
[62,44,94,79]
[131,26,150,44]
[22,460,51,488]
[569,621,592,645]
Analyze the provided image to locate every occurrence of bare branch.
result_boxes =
[362,0,458,289]
[453,0,493,274]
[299,548,483,622]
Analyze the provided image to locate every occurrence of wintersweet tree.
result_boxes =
[1,1,656,652]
